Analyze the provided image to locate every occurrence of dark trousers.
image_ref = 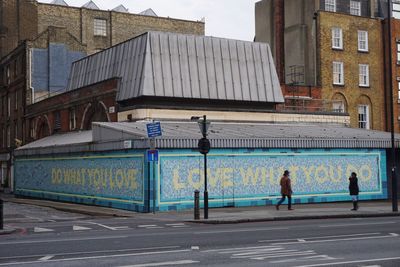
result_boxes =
[277,194,292,209]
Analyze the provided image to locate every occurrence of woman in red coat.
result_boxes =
[276,170,294,210]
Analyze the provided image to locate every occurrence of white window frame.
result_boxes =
[69,108,76,130]
[358,105,370,129]
[333,61,344,85]
[397,42,400,63]
[94,18,107,36]
[358,31,368,52]
[332,27,343,49]
[350,1,361,16]
[398,80,400,100]
[325,0,336,12]
[6,126,10,148]
[332,101,345,113]
[359,64,369,87]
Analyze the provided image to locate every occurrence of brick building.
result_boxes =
[255,0,386,130]
[0,0,204,189]
[0,0,204,58]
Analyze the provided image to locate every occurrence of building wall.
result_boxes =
[37,3,205,55]
[318,11,385,130]
[0,0,38,58]
[0,43,27,188]
[26,78,118,141]
[14,148,388,212]
[387,18,400,133]
[319,0,371,16]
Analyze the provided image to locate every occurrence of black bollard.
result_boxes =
[0,198,3,230]
[194,190,200,220]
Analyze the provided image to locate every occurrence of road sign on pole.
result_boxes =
[147,149,159,162]
[146,122,162,138]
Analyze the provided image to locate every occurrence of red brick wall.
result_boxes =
[26,78,118,141]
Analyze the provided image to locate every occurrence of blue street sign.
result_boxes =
[147,149,159,162]
[146,122,162,138]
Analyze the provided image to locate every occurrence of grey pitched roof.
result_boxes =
[82,1,99,9]
[139,8,157,17]
[112,4,128,13]
[50,0,68,6]
[67,31,284,104]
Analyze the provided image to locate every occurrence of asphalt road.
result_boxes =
[1,214,400,267]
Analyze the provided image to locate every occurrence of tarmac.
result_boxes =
[1,192,399,235]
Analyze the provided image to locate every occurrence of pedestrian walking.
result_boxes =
[349,172,359,211]
[276,170,294,210]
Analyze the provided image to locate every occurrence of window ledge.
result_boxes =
[359,85,370,88]
[332,47,343,51]
[333,83,345,87]
[358,50,369,53]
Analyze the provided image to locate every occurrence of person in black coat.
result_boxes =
[349,172,359,211]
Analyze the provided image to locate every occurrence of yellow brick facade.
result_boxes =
[318,11,385,131]
[37,3,205,55]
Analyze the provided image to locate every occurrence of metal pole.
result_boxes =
[203,115,208,219]
[153,161,156,214]
[147,161,151,213]
[0,198,3,230]
[388,0,398,212]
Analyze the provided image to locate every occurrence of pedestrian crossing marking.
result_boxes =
[73,225,92,231]
[33,227,54,233]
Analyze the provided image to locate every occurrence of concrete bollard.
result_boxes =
[194,190,200,220]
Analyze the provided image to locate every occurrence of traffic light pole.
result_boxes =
[203,115,209,219]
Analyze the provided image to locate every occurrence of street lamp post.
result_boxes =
[388,0,398,212]
[192,115,211,219]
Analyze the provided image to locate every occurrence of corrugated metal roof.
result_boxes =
[112,4,129,13]
[14,122,400,157]
[50,0,68,6]
[82,1,99,9]
[17,131,92,150]
[67,31,284,103]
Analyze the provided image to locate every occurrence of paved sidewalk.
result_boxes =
[1,192,399,235]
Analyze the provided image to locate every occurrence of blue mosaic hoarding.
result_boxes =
[15,154,144,209]
[14,148,387,212]
[158,149,387,209]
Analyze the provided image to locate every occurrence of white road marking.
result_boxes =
[271,255,337,263]
[138,225,158,228]
[219,247,284,255]
[250,251,317,260]
[272,233,398,245]
[33,227,54,233]
[195,227,289,235]
[259,232,381,243]
[118,260,199,267]
[165,223,185,226]
[146,226,164,229]
[0,246,180,261]
[319,221,396,228]
[38,255,54,261]
[231,249,298,257]
[294,256,400,267]
[73,225,92,231]
[191,246,200,250]
[202,245,282,253]
[0,249,191,266]
[86,222,128,231]
[0,235,129,245]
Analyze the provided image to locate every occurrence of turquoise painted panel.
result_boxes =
[15,154,145,204]
[158,149,387,208]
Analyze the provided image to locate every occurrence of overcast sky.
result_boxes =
[38,0,259,41]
